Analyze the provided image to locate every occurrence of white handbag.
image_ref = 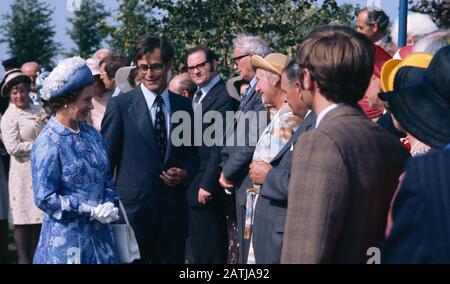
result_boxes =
[111,200,140,263]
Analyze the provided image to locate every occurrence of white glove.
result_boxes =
[91,202,120,224]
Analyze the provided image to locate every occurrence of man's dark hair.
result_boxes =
[134,36,174,65]
[283,59,300,85]
[186,46,217,63]
[297,24,374,104]
[360,6,390,32]
[100,54,130,80]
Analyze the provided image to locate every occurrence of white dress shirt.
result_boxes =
[315,103,343,128]
[140,84,171,138]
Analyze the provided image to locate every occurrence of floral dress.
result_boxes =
[31,117,119,264]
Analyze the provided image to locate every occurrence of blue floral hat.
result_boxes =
[40,56,93,101]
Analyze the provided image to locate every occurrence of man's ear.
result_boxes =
[370,21,379,33]
[211,59,218,72]
[301,68,314,91]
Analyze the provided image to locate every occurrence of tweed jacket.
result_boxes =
[281,104,410,264]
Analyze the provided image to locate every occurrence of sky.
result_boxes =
[0,0,405,77]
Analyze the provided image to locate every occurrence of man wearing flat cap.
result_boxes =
[281,25,409,264]
[237,52,303,264]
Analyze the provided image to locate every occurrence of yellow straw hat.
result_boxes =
[380,52,433,92]
[250,53,289,76]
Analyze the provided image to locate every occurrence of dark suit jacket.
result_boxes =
[381,149,450,263]
[253,111,316,264]
[187,79,239,208]
[281,104,410,264]
[101,85,197,247]
[220,81,268,188]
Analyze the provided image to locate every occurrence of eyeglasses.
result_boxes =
[187,60,209,72]
[231,53,250,64]
[137,63,163,73]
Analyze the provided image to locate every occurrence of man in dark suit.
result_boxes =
[381,147,450,263]
[219,34,270,263]
[101,36,197,263]
[185,46,239,263]
[281,25,409,263]
[250,59,316,264]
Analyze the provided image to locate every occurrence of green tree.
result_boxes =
[67,0,110,58]
[410,0,449,29]
[153,0,355,78]
[0,0,57,67]
[108,0,162,57]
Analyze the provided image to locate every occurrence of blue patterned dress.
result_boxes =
[31,117,119,264]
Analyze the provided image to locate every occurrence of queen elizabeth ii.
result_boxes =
[31,56,120,264]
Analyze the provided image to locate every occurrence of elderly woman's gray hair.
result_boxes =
[413,29,450,55]
[232,34,271,57]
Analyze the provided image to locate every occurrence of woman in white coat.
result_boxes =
[0,69,44,264]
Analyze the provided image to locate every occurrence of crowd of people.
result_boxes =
[0,6,449,264]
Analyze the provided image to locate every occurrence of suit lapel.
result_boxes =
[235,84,257,123]
[165,91,182,165]
[271,111,316,163]
[200,80,222,113]
[128,88,159,154]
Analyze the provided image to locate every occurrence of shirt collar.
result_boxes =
[315,103,343,128]
[199,75,221,96]
[112,87,121,97]
[249,76,257,89]
[140,84,170,107]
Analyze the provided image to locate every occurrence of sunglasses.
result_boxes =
[137,63,163,73]
[231,53,250,64]
[187,60,209,72]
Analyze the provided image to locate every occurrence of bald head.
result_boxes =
[169,73,196,100]
[21,62,40,92]
[94,48,113,61]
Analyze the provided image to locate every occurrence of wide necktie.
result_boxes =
[154,95,167,162]
[192,88,202,110]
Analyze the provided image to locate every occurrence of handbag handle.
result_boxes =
[118,199,130,226]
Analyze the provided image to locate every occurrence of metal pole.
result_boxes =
[398,0,408,47]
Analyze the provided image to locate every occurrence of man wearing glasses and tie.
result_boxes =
[185,46,239,264]
[219,34,271,264]
[101,36,198,264]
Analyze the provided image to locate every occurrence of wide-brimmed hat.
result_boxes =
[40,56,93,101]
[380,52,432,92]
[379,45,450,148]
[0,68,32,97]
[250,53,289,76]
[115,66,136,93]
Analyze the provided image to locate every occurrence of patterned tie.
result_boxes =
[192,88,202,110]
[154,95,167,162]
